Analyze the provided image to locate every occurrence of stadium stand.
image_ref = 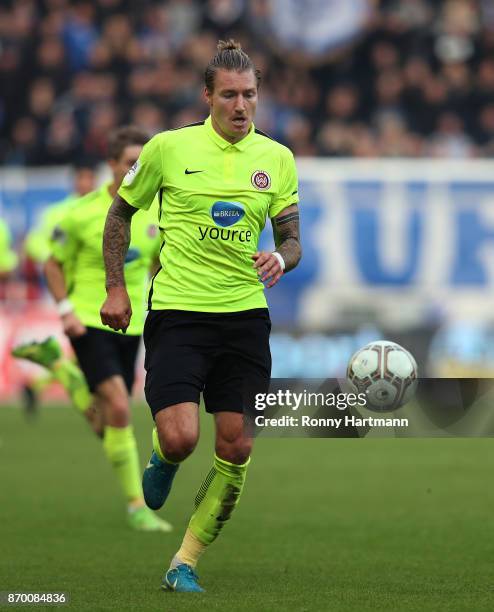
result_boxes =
[1,0,494,163]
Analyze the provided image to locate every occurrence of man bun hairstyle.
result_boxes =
[107,125,150,160]
[205,39,261,93]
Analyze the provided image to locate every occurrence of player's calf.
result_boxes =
[165,453,250,578]
[96,376,131,427]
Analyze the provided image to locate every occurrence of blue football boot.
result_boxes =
[162,564,205,593]
[142,451,179,510]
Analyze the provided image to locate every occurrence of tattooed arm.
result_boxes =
[100,195,138,332]
[252,204,302,289]
[271,204,301,272]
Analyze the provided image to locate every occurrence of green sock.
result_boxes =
[102,425,142,501]
[189,454,250,545]
[51,359,92,413]
[30,372,55,394]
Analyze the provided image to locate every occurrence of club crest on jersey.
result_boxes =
[251,170,271,190]
[123,160,140,186]
[147,225,157,238]
[210,201,245,227]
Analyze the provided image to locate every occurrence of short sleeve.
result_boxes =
[269,147,299,219]
[49,207,79,264]
[118,134,164,211]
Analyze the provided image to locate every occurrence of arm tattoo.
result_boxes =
[103,195,138,289]
[272,205,302,272]
[274,212,299,226]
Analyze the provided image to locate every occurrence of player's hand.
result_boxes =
[252,251,284,289]
[100,287,132,333]
[62,312,86,338]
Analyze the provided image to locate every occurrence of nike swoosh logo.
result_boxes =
[185,169,204,174]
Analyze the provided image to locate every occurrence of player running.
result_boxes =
[100,41,301,591]
[24,161,97,264]
[12,162,97,417]
[29,126,172,532]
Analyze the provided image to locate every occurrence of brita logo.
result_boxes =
[199,201,251,242]
[211,201,245,227]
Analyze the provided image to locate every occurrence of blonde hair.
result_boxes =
[205,39,260,92]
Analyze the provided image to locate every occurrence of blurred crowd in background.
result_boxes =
[2,0,494,387]
[1,0,494,165]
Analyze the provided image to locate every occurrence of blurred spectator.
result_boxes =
[165,0,202,48]
[44,111,81,164]
[61,1,98,71]
[83,103,119,159]
[428,111,476,158]
[283,115,318,156]
[35,36,69,90]
[376,112,420,157]
[130,102,167,135]
[28,79,56,132]
[2,117,41,165]
[475,103,494,154]
[2,0,494,163]
[249,0,374,65]
[203,0,245,33]
[138,4,173,60]
[317,121,354,156]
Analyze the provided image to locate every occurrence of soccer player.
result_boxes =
[100,41,301,590]
[24,160,97,264]
[12,162,97,417]
[43,126,172,532]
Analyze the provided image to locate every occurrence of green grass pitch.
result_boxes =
[1,403,493,611]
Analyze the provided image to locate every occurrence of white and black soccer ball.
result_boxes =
[346,341,418,412]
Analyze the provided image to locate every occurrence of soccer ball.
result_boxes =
[346,341,418,412]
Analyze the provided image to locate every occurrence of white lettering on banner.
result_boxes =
[3,162,494,329]
[292,160,494,328]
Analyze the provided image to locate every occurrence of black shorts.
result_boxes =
[143,309,272,417]
[70,327,140,393]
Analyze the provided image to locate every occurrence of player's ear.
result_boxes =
[204,86,212,106]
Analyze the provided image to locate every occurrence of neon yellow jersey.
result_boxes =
[0,219,17,273]
[50,183,160,335]
[118,116,299,313]
[25,195,78,264]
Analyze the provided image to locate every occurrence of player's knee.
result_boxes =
[215,436,252,465]
[106,396,130,427]
[159,429,198,462]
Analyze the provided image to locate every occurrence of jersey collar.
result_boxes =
[205,115,255,151]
